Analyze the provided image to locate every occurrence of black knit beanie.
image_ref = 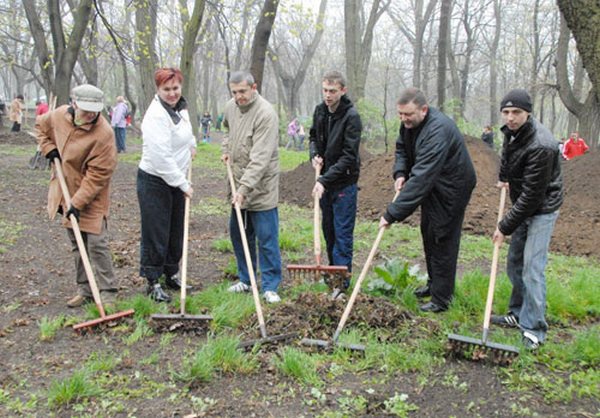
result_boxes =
[500,89,532,112]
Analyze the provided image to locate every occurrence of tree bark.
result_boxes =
[489,0,501,126]
[250,0,279,92]
[437,0,452,110]
[134,0,159,114]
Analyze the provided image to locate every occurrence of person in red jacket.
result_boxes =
[562,132,589,160]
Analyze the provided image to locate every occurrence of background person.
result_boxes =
[111,96,128,153]
[481,125,494,148]
[200,111,212,142]
[379,87,476,313]
[37,84,119,308]
[491,89,563,350]
[137,68,196,303]
[10,94,24,132]
[35,99,49,117]
[562,131,589,160]
[286,117,300,150]
[222,71,282,303]
[309,70,362,297]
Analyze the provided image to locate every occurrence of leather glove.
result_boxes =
[65,205,80,222]
[46,149,61,162]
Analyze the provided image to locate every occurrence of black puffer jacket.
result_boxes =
[498,117,563,235]
[309,95,361,191]
[384,107,477,239]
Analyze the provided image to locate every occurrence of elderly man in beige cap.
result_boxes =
[36,84,119,308]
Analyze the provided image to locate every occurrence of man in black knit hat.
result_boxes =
[491,88,563,350]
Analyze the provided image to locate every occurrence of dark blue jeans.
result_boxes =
[320,183,358,273]
[114,127,126,152]
[137,169,185,283]
[229,207,282,292]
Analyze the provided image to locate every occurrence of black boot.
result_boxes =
[147,282,171,303]
[164,274,191,290]
[414,285,431,298]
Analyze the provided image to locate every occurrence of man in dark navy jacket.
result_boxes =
[380,87,476,313]
[309,70,362,297]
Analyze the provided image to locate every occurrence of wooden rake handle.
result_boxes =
[179,164,192,315]
[482,186,507,342]
[313,164,322,265]
[53,158,106,317]
[333,190,400,342]
[226,161,267,338]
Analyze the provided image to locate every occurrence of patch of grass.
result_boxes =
[0,217,25,253]
[117,293,165,320]
[279,147,309,171]
[275,347,322,387]
[189,284,255,330]
[541,325,599,368]
[211,237,233,253]
[116,151,141,164]
[176,335,256,385]
[46,370,101,408]
[384,392,419,417]
[191,196,229,217]
[194,142,225,171]
[38,315,66,341]
[0,144,37,157]
[0,387,38,415]
[123,319,154,345]
[85,352,120,373]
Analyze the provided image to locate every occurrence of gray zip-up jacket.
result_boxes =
[222,92,280,211]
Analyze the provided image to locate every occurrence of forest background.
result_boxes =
[0,0,598,149]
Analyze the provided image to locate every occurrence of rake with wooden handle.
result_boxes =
[53,158,134,332]
[448,186,519,364]
[286,164,348,280]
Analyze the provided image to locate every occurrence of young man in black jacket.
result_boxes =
[379,88,477,313]
[309,71,362,297]
[491,89,563,350]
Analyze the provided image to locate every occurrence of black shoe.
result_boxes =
[414,285,431,298]
[164,274,191,290]
[420,301,447,313]
[147,283,171,303]
[491,313,519,328]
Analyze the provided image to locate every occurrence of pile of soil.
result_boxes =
[0,130,38,145]
[280,137,600,259]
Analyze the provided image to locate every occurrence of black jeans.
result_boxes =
[137,169,185,283]
[421,209,466,308]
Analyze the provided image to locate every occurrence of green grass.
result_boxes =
[46,370,101,408]
[188,283,256,330]
[0,144,37,157]
[38,315,66,341]
[0,217,24,253]
[279,147,309,171]
[275,346,323,387]
[211,237,233,253]
[84,352,120,373]
[191,196,229,217]
[123,319,154,345]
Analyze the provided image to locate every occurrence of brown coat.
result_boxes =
[37,105,117,234]
[9,98,23,124]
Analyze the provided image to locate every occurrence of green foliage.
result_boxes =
[368,258,420,298]
[193,142,224,171]
[275,347,322,386]
[191,197,229,217]
[0,217,24,254]
[46,370,101,408]
[211,237,233,253]
[123,319,154,345]
[116,151,141,164]
[38,315,66,341]
[384,393,419,417]
[84,352,120,373]
[279,147,310,171]
[176,335,256,385]
[189,284,255,330]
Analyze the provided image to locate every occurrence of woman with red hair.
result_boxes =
[137,67,196,302]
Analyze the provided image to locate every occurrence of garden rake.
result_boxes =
[286,164,348,281]
[448,186,519,364]
[301,191,401,352]
[53,159,135,332]
[226,161,297,348]
[151,165,213,328]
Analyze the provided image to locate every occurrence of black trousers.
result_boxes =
[420,209,466,308]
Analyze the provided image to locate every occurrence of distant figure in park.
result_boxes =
[286,117,300,150]
[35,99,49,117]
[10,94,24,132]
[200,111,212,143]
[0,98,5,127]
[111,96,128,153]
[562,131,589,160]
[215,113,223,131]
[297,122,306,150]
[481,125,494,148]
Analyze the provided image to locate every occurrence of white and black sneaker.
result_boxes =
[522,331,541,351]
[227,281,250,293]
[490,312,519,328]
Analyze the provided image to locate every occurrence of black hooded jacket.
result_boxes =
[498,116,563,235]
[309,95,361,191]
[384,107,477,239]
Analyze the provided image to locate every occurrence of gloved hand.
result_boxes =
[46,149,61,162]
[65,205,80,222]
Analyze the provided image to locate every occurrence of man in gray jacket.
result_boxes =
[221,71,282,303]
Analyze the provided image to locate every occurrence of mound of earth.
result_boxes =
[280,137,600,259]
[0,130,38,145]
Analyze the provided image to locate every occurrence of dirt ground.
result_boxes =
[0,128,597,417]
[281,136,600,259]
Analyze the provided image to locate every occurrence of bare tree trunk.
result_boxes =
[437,0,452,110]
[179,0,206,135]
[134,0,159,113]
[344,0,389,100]
[250,0,279,92]
[22,0,53,96]
[489,0,501,126]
